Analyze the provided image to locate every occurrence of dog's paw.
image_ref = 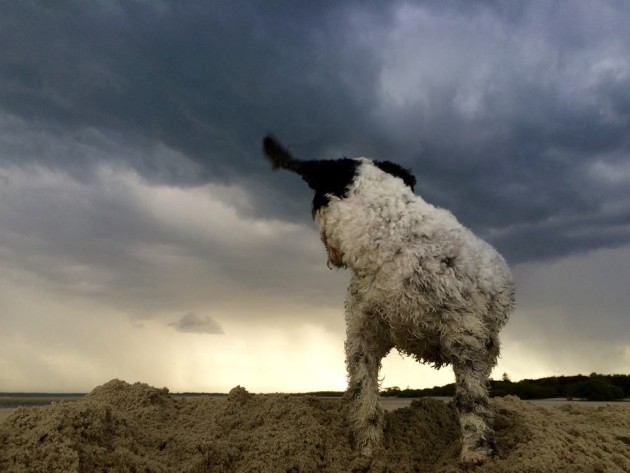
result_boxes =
[459,450,489,468]
[359,441,375,458]
[459,443,496,468]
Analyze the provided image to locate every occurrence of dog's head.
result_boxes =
[262,135,416,268]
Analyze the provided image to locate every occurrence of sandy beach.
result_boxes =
[1,379,629,472]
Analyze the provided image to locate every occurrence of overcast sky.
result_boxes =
[1,1,628,393]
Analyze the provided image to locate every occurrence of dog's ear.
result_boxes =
[262,135,301,172]
[262,135,359,196]
[373,160,416,191]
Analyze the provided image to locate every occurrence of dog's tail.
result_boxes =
[262,135,303,173]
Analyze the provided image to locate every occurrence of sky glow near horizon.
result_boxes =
[0,1,629,392]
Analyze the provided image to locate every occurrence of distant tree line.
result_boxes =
[381,373,629,401]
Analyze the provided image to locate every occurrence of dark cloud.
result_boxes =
[1,0,630,265]
[169,313,224,335]
[0,1,388,178]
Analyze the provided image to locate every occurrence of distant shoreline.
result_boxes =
[2,391,630,405]
[1,394,628,423]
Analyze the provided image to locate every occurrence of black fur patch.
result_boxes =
[296,159,360,217]
[374,160,416,191]
[261,135,416,215]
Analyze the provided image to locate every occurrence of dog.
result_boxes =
[262,135,515,466]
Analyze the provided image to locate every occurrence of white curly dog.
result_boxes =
[263,135,515,466]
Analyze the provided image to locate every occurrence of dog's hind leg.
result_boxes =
[452,345,499,466]
[344,286,393,456]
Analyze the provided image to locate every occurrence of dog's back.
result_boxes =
[316,158,514,361]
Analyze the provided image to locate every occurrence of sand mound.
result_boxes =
[1,380,628,472]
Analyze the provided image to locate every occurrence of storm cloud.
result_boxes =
[2,0,629,263]
[0,1,628,392]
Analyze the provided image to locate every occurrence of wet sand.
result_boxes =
[1,380,629,472]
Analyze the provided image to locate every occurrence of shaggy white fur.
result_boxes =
[316,160,514,465]
[263,137,515,466]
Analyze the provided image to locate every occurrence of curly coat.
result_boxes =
[263,136,515,466]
